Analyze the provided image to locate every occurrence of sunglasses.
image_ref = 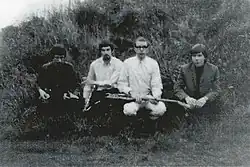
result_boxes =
[101,48,111,51]
[135,45,148,49]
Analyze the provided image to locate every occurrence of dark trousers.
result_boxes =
[83,88,125,135]
[24,98,84,135]
[126,109,160,136]
[185,101,221,126]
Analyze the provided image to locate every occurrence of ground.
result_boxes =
[0,104,250,166]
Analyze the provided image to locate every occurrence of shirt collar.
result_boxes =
[136,54,147,63]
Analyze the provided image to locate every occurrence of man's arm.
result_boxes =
[108,60,123,86]
[174,67,189,100]
[151,61,163,99]
[66,63,79,91]
[83,63,96,99]
[204,66,221,102]
[117,61,131,94]
[37,64,50,99]
[68,65,82,98]
[37,64,47,90]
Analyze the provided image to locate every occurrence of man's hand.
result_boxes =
[133,95,143,103]
[38,88,50,100]
[145,95,158,105]
[63,92,79,100]
[129,91,142,103]
[69,92,79,99]
[196,96,208,108]
[185,96,197,109]
[85,98,90,104]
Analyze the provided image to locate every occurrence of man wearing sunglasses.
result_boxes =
[118,36,166,124]
[174,43,221,122]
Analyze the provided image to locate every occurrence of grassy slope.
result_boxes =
[0,105,250,166]
[0,0,250,166]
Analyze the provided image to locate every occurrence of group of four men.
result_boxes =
[24,36,220,135]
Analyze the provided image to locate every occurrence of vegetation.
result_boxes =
[1,0,250,166]
[0,0,250,139]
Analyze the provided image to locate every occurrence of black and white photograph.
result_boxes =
[0,0,250,166]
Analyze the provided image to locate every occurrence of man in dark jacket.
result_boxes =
[174,43,221,124]
[24,44,82,137]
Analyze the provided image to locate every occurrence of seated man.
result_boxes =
[118,37,167,134]
[174,43,221,124]
[83,40,123,128]
[24,44,82,136]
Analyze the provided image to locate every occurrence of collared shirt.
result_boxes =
[83,56,123,99]
[118,55,163,98]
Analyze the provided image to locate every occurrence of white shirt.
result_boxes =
[118,55,163,98]
[83,56,123,99]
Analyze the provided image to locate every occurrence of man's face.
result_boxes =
[100,46,112,63]
[134,41,149,60]
[192,52,205,67]
[53,54,66,63]
[101,46,112,57]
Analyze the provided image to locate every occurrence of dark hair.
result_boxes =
[98,40,114,52]
[49,44,66,57]
[134,36,150,47]
[190,43,208,58]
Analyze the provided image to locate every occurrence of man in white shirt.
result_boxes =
[83,40,123,101]
[118,37,166,120]
[83,40,123,130]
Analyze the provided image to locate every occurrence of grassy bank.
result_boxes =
[0,104,250,166]
[0,0,250,144]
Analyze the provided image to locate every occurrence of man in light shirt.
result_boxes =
[83,40,123,101]
[118,37,167,121]
[83,40,123,130]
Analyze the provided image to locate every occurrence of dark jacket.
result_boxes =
[174,62,221,102]
[37,61,80,100]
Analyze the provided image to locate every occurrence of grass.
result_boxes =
[0,103,250,166]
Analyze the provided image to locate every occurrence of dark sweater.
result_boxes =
[194,65,204,98]
[37,61,80,100]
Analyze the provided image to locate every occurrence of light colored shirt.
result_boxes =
[118,55,163,98]
[83,56,123,99]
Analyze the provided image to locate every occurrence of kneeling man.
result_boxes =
[174,43,221,122]
[118,36,166,120]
